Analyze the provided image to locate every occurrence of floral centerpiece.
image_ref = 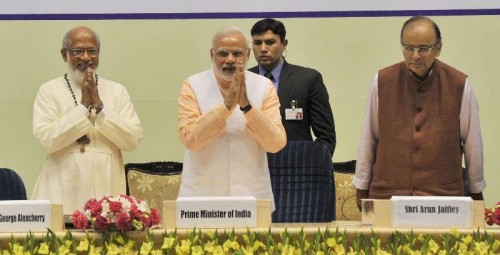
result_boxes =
[485,201,500,226]
[72,194,161,231]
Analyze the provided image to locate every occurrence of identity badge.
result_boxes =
[285,99,303,120]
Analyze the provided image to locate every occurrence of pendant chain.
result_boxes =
[63,73,98,153]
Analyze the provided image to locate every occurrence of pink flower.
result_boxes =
[94,214,110,230]
[109,201,122,213]
[140,214,152,228]
[139,208,161,228]
[124,195,135,203]
[72,194,161,231]
[129,204,141,219]
[115,212,132,230]
[493,207,500,225]
[71,210,89,229]
[485,203,500,226]
[485,208,494,226]
[150,208,161,225]
[84,199,102,217]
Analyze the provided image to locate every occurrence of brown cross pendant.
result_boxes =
[77,135,90,153]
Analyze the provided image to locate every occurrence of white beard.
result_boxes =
[66,61,97,86]
[215,70,234,82]
[66,67,85,86]
[213,65,247,82]
[212,57,248,82]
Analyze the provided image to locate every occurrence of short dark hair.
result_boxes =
[400,16,441,43]
[250,18,286,42]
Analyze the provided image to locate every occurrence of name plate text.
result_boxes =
[0,200,52,232]
[176,197,256,228]
[392,196,472,228]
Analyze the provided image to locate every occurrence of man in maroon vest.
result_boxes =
[353,16,485,209]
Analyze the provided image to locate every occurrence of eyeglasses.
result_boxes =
[213,49,246,59]
[66,48,99,57]
[401,41,440,56]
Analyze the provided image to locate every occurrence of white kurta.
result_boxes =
[32,75,143,214]
[179,70,276,209]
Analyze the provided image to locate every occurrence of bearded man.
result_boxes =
[177,26,286,210]
[32,26,143,214]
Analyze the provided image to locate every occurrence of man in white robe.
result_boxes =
[177,26,287,210]
[32,26,143,214]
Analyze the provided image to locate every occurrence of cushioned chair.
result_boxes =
[0,168,27,200]
[267,141,335,223]
[332,160,361,220]
[125,161,183,221]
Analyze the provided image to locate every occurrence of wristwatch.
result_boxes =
[92,100,104,113]
[240,103,252,114]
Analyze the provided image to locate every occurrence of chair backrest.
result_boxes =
[267,141,335,222]
[0,168,27,200]
[125,161,183,222]
[332,160,361,221]
[333,160,356,174]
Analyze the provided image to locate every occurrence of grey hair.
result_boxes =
[62,26,101,49]
[211,26,250,49]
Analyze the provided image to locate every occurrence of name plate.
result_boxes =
[0,200,52,232]
[391,196,472,228]
[176,196,256,228]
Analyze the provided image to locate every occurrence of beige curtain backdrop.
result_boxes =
[1,16,498,206]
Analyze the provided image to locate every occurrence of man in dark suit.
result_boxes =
[249,18,336,155]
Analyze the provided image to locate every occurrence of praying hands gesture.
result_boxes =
[80,68,103,113]
[224,60,249,110]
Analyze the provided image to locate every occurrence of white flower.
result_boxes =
[99,201,110,219]
[138,200,149,212]
[108,195,120,202]
[121,198,132,211]
[84,210,92,220]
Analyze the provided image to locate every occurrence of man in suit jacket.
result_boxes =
[249,18,336,155]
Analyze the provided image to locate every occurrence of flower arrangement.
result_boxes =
[485,201,500,226]
[72,194,161,231]
[1,228,499,254]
